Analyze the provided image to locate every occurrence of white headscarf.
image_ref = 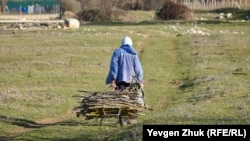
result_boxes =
[121,36,133,46]
[120,36,136,55]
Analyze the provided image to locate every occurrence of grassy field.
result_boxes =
[0,10,250,141]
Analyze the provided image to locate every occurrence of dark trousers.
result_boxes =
[116,82,130,90]
[116,81,140,91]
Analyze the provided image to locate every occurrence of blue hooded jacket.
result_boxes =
[106,36,143,84]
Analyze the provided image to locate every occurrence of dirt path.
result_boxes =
[36,110,76,125]
[3,110,76,139]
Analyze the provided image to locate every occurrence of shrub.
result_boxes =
[78,7,126,22]
[156,0,194,21]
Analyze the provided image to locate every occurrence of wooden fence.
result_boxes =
[180,0,248,9]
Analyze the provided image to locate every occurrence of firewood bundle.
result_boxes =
[74,89,145,121]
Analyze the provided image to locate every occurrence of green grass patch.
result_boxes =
[0,18,250,140]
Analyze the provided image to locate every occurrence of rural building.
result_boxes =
[5,0,59,14]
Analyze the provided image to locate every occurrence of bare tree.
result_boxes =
[57,0,81,14]
[0,0,6,14]
[77,0,103,10]
[142,0,167,10]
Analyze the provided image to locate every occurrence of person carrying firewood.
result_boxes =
[105,36,144,124]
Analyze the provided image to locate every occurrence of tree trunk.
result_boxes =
[0,0,7,14]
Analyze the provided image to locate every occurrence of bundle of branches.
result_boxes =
[74,89,145,121]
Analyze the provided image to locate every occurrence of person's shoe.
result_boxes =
[119,118,128,126]
[121,120,127,126]
[127,118,137,124]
